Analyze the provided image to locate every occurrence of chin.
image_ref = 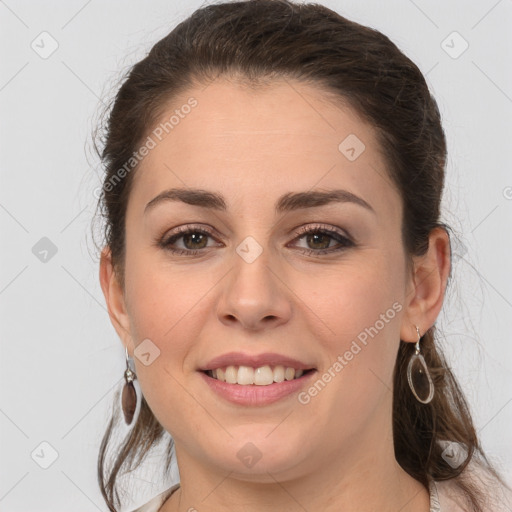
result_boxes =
[205,433,308,479]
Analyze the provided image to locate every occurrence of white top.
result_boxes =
[128,473,512,512]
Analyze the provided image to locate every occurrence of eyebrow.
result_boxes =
[144,187,375,215]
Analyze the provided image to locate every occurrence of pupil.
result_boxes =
[307,233,329,250]
[185,233,207,249]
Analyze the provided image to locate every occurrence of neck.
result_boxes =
[160,444,430,512]
[162,429,430,512]
[164,457,429,512]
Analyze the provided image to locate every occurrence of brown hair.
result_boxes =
[93,1,506,510]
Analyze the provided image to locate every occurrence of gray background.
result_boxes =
[1,0,511,510]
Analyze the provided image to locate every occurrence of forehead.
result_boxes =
[129,78,400,220]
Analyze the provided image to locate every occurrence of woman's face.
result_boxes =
[105,78,420,481]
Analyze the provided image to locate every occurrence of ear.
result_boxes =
[400,227,451,343]
[99,246,134,352]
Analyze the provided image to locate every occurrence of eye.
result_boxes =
[158,225,220,255]
[158,223,354,256]
[289,223,354,255]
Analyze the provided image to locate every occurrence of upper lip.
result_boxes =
[199,352,316,371]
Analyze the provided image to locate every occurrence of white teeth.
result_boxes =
[209,365,308,385]
[273,365,285,383]
[225,366,238,384]
[237,365,255,385]
[285,367,295,381]
[254,365,273,385]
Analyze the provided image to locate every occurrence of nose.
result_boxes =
[216,248,292,332]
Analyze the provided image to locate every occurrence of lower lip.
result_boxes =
[199,370,317,406]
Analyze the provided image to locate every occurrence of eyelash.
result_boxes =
[158,223,355,257]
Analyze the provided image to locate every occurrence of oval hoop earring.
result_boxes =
[407,325,435,404]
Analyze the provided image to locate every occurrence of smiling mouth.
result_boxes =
[201,365,316,386]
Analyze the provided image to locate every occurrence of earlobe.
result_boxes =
[400,227,451,342]
[99,246,133,350]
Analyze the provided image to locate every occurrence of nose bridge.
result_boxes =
[217,235,292,330]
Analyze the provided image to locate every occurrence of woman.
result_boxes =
[95,1,511,511]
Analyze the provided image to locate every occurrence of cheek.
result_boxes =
[122,252,215,399]
[124,246,204,344]
[315,254,403,337]
[123,263,206,435]
[295,284,402,445]
[307,253,405,394]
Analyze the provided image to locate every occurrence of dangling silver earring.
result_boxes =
[407,325,434,404]
[121,346,140,425]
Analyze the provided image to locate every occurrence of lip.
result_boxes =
[199,351,315,371]
[199,369,317,406]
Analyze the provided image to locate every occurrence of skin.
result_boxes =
[100,77,450,512]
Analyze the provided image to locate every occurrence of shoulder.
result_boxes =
[128,482,180,512]
[433,462,512,512]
